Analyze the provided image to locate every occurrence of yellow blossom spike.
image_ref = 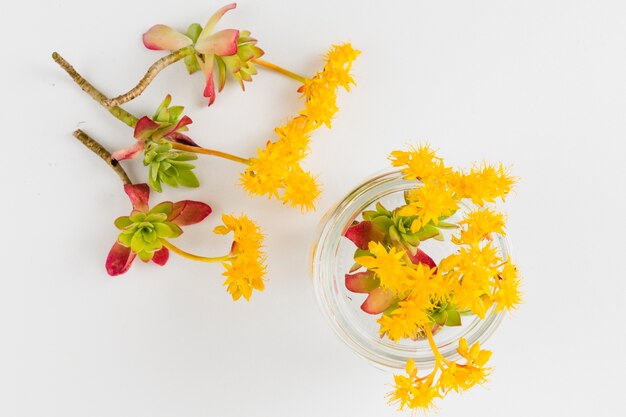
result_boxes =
[215,214,266,301]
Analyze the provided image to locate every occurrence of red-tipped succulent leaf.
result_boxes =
[151,247,170,266]
[345,221,385,250]
[111,141,145,162]
[361,287,395,314]
[106,241,136,276]
[345,270,379,293]
[169,201,212,225]
[407,248,437,269]
[124,184,150,212]
[143,24,193,51]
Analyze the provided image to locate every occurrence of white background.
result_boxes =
[2,1,626,416]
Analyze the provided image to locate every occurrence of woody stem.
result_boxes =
[52,52,139,127]
[72,129,132,185]
[254,58,307,84]
[161,239,232,263]
[168,141,251,165]
[103,46,196,106]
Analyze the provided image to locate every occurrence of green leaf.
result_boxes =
[389,225,401,242]
[372,216,393,233]
[149,202,174,216]
[431,310,448,326]
[362,210,378,221]
[169,161,196,171]
[160,172,178,188]
[375,202,391,216]
[354,248,372,259]
[177,169,200,188]
[172,152,198,162]
[445,309,462,326]
[186,23,202,43]
[137,249,153,262]
[118,233,132,247]
[114,216,132,230]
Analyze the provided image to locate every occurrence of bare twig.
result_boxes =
[72,129,132,185]
[52,52,138,127]
[103,46,195,106]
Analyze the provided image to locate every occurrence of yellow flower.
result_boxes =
[454,207,506,245]
[441,243,502,318]
[214,214,266,301]
[241,116,320,211]
[493,259,522,311]
[378,298,432,341]
[324,42,360,91]
[356,242,410,294]
[388,374,439,411]
[300,73,339,128]
[400,180,459,225]
[390,143,452,182]
[300,43,360,128]
[455,163,516,206]
[280,167,320,212]
[453,337,493,388]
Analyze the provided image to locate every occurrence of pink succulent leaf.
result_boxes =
[407,248,437,269]
[199,55,217,106]
[345,270,378,293]
[106,241,136,276]
[151,247,169,266]
[133,116,161,140]
[195,29,239,56]
[345,221,385,250]
[199,3,237,41]
[167,132,199,147]
[111,141,145,162]
[123,183,150,212]
[161,115,193,138]
[169,201,212,226]
[143,24,193,51]
[361,287,395,314]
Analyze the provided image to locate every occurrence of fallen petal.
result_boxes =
[169,200,212,225]
[143,24,193,51]
[105,241,136,276]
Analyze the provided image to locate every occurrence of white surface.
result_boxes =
[2,1,626,416]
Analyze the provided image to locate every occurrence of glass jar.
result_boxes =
[310,170,508,370]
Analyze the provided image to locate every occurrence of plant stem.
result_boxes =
[254,58,308,84]
[161,239,231,263]
[424,326,450,365]
[72,129,132,185]
[169,141,251,165]
[52,52,139,127]
[103,46,195,106]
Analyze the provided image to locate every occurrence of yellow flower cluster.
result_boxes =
[240,43,360,211]
[387,144,521,319]
[214,214,266,301]
[389,336,493,411]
